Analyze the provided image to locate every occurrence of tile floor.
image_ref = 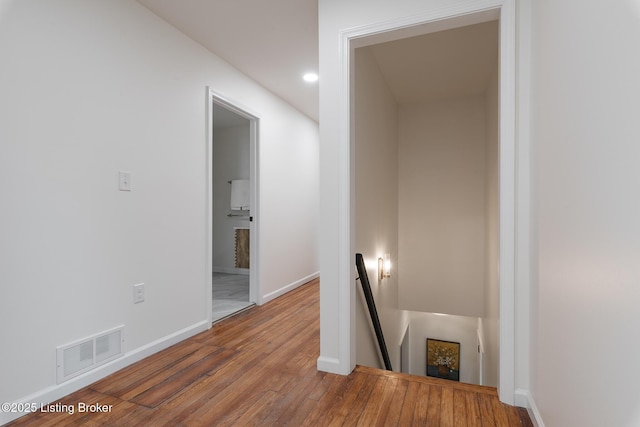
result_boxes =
[212,272,254,323]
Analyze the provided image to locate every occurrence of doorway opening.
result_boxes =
[207,89,260,323]
[327,1,520,404]
[354,19,499,386]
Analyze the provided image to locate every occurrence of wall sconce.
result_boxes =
[378,253,391,280]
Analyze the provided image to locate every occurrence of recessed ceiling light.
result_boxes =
[303,72,319,83]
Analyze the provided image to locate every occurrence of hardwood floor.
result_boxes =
[8,279,533,426]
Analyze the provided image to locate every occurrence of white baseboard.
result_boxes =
[0,320,210,426]
[515,388,545,427]
[316,356,342,373]
[514,388,529,408]
[261,271,319,304]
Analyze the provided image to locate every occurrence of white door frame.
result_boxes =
[336,0,523,405]
[205,87,261,323]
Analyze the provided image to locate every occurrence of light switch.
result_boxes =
[119,171,131,191]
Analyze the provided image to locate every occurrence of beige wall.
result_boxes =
[354,47,407,370]
[482,70,499,387]
[398,96,487,318]
[355,43,499,376]
[409,312,480,383]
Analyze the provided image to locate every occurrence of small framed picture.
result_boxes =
[426,338,460,381]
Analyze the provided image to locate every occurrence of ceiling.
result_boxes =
[368,20,499,104]
[137,0,319,121]
[136,1,497,123]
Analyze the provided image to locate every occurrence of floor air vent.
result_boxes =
[56,325,124,384]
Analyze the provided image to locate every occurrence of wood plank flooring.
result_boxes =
[8,278,533,426]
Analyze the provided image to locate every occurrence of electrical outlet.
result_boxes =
[133,283,144,304]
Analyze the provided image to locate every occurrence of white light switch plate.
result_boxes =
[119,171,132,191]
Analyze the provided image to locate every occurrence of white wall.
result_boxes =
[212,124,250,273]
[482,70,499,387]
[408,312,479,384]
[258,109,319,300]
[354,47,408,371]
[0,1,318,423]
[531,1,640,426]
[398,96,487,318]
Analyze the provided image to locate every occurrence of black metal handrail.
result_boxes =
[355,253,392,371]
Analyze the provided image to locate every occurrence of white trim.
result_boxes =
[348,2,502,49]
[206,88,261,316]
[329,0,522,405]
[399,321,410,374]
[477,326,485,385]
[248,116,260,304]
[334,22,356,375]
[205,88,215,327]
[515,389,545,427]
[498,0,517,405]
[261,271,320,304]
[316,356,341,373]
[343,32,356,373]
[514,388,529,409]
[515,0,533,402]
[0,321,209,426]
